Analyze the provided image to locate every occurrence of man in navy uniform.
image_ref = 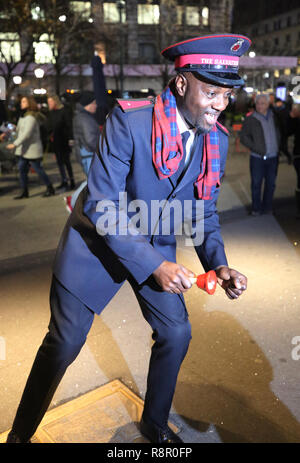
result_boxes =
[7,34,250,444]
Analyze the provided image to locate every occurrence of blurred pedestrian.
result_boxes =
[234,85,249,115]
[65,91,100,212]
[73,91,98,176]
[0,100,7,126]
[6,96,55,199]
[240,93,281,215]
[248,91,257,112]
[287,103,300,218]
[47,94,75,192]
[273,97,292,164]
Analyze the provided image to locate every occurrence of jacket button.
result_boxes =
[172,193,176,198]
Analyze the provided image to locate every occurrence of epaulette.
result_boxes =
[117,97,155,113]
[216,121,229,136]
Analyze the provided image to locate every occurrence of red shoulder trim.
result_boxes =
[216,121,229,135]
[117,98,154,112]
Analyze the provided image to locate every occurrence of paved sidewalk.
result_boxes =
[0,140,300,443]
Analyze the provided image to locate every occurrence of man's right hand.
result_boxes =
[152,260,196,294]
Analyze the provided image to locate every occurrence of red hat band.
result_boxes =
[175,54,239,71]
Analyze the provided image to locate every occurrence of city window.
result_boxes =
[274,37,279,46]
[202,6,209,26]
[70,1,92,20]
[177,5,183,24]
[177,6,208,26]
[33,33,56,64]
[274,19,281,30]
[263,40,269,50]
[103,2,126,23]
[186,6,199,26]
[31,4,45,20]
[137,4,160,25]
[0,33,21,62]
[139,43,157,64]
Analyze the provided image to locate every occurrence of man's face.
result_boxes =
[255,97,269,115]
[175,73,233,133]
[47,98,56,111]
[85,100,97,113]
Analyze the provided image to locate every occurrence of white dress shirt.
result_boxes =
[176,107,197,167]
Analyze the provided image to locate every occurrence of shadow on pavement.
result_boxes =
[174,309,300,443]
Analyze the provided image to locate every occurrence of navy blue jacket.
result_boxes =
[53,103,229,313]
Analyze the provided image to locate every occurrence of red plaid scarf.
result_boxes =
[152,86,220,200]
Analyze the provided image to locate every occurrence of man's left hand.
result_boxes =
[215,266,247,300]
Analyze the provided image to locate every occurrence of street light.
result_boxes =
[116,0,125,97]
[34,68,45,79]
[13,76,22,85]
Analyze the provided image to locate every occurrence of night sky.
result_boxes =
[232,0,300,28]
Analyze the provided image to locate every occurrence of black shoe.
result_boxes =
[140,418,183,443]
[14,189,29,200]
[43,184,55,197]
[69,179,76,190]
[6,430,31,443]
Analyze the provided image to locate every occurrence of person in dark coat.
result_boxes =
[7,34,250,444]
[240,93,281,215]
[273,97,292,164]
[73,91,99,175]
[64,91,100,212]
[47,95,75,191]
[287,103,300,218]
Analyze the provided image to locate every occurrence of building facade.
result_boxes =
[232,0,300,94]
[0,0,235,97]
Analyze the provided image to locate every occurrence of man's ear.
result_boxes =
[175,73,187,97]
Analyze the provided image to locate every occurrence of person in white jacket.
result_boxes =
[6,96,55,199]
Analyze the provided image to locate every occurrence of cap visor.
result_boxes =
[180,69,245,87]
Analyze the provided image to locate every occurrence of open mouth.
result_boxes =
[204,112,219,125]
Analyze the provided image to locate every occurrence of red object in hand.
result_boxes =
[190,270,217,295]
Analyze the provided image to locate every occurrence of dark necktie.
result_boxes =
[174,131,190,183]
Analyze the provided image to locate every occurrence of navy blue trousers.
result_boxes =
[18,157,51,190]
[12,275,191,442]
[250,155,278,213]
[55,150,74,183]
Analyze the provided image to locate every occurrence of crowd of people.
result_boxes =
[0,90,101,202]
[0,86,299,219]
